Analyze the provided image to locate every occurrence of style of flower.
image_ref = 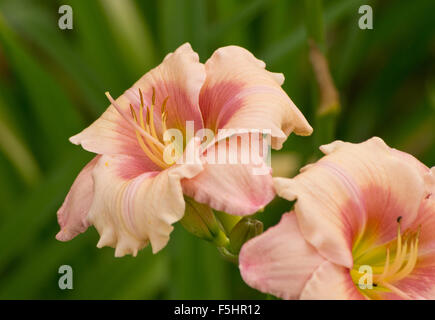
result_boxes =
[56,43,312,257]
[239,137,435,299]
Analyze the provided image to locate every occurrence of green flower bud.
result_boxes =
[180,197,228,247]
[229,218,263,254]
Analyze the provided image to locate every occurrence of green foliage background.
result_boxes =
[0,0,433,299]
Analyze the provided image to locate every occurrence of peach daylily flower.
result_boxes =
[56,43,312,257]
[239,137,435,299]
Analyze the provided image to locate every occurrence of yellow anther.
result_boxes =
[146,107,150,124]
[129,104,138,121]
[161,96,169,115]
[139,88,145,109]
[152,87,156,105]
[139,104,146,131]
[148,103,158,141]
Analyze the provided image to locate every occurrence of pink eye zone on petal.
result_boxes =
[199,81,245,132]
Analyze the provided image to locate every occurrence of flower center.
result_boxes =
[105,88,178,170]
[350,218,420,299]
[129,88,172,169]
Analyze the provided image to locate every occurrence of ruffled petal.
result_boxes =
[70,43,205,158]
[200,46,312,150]
[239,213,325,299]
[84,140,203,256]
[274,137,426,268]
[182,132,274,215]
[410,177,435,256]
[300,261,365,300]
[125,43,205,135]
[390,149,435,196]
[56,156,100,241]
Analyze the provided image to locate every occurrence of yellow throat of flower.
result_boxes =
[351,217,420,299]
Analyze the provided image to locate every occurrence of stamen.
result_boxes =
[139,88,145,110]
[136,107,161,156]
[161,96,168,115]
[354,218,421,298]
[134,90,162,157]
[161,97,169,145]
[378,220,420,284]
[388,237,407,276]
[394,239,418,280]
[134,130,168,168]
[152,87,156,105]
[108,88,172,169]
[137,89,164,155]
[146,108,150,126]
[138,104,145,131]
[380,247,390,279]
[129,105,168,169]
[148,101,158,141]
[105,92,164,149]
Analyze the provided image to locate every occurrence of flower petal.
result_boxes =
[383,265,435,299]
[299,261,365,300]
[409,174,435,256]
[200,46,312,150]
[274,137,426,268]
[382,194,435,300]
[390,149,435,196]
[70,43,205,158]
[125,43,205,135]
[85,140,203,256]
[56,156,100,241]
[239,213,325,299]
[182,133,274,215]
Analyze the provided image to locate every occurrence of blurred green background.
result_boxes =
[0,0,433,299]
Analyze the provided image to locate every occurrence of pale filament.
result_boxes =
[374,220,420,288]
[352,219,421,299]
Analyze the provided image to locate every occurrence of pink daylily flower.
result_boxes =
[239,137,435,299]
[56,43,312,257]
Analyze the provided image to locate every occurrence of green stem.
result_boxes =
[217,246,238,265]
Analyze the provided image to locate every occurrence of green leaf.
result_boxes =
[0,13,84,166]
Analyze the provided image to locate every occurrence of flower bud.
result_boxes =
[180,197,228,247]
[229,218,263,254]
